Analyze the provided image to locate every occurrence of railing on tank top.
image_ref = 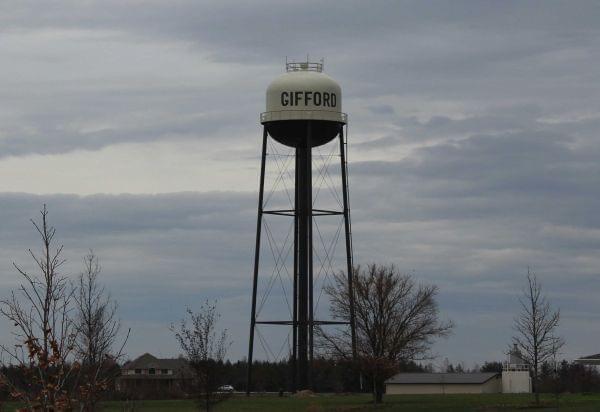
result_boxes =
[286,61,323,72]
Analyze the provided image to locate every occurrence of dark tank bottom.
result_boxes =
[264,120,343,148]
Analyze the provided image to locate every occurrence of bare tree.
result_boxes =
[171,301,230,411]
[320,264,453,404]
[513,268,564,404]
[74,251,129,411]
[0,205,78,411]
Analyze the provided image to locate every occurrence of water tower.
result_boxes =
[247,59,356,392]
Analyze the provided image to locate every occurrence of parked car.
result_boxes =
[218,384,234,392]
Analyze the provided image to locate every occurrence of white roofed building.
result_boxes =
[575,354,600,365]
[385,345,532,395]
[385,372,502,394]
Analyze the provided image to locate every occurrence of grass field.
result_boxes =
[4,393,600,411]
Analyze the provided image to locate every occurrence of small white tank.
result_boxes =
[502,344,532,393]
[261,61,347,148]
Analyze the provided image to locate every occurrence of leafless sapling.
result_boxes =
[0,205,78,411]
[513,268,564,404]
[171,301,230,411]
[74,251,129,411]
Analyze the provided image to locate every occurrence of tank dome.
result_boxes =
[261,61,347,148]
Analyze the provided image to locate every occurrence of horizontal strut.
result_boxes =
[263,209,343,216]
[255,320,351,326]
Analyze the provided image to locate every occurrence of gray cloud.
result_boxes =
[367,104,395,115]
[351,129,600,228]
[1,1,599,159]
[353,135,401,151]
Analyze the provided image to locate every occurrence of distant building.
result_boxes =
[574,353,600,365]
[385,372,502,394]
[117,353,193,398]
[502,344,532,393]
[385,345,533,395]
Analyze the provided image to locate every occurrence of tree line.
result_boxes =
[187,357,600,395]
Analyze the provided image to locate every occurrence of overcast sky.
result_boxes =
[1,1,599,368]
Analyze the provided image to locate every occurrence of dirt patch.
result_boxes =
[295,390,316,398]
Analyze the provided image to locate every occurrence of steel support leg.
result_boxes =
[246,127,268,396]
[296,122,313,390]
[339,128,357,362]
[307,122,314,389]
[292,145,299,392]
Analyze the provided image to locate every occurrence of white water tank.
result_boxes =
[261,60,347,148]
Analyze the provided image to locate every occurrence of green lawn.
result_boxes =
[4,393,600,411]
[209,393,600,412]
